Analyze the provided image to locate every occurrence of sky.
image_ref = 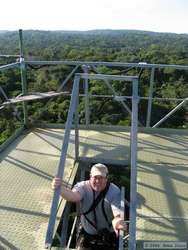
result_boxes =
[1,0,188,34]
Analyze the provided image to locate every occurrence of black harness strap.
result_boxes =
[101,198,112,228]
[83,181,110,216]
[84,189,97,229]
[82,182,110,229]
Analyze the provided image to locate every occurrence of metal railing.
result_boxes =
[1,29,188,250]
[119,187,125,250]
[1,30,188,129]
[45,74,80,248]
[1,56,188,130]
[76,73,139,250]
[44,73,139,249]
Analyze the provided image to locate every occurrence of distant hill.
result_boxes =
[0,29,188,64]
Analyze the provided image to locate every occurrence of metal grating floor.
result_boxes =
[0,128,76,250]
[136,129,188,249]
[0,127,188,249]
[0,126,131,250]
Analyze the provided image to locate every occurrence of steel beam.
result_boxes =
[119,187,125,250]
[128,78,138,250]
[0,62,19,71]
[82,65,90,127]
[146,67,155,127]
[25,60,188,70]
[45,75,80,248]
[19,30,28,127]
[153,97,188,128]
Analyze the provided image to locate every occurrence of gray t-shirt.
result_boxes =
[73,180,121,235]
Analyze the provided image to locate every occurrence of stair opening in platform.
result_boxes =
[52,162,130,249]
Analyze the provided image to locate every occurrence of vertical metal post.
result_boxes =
[19,29,28,126]
[75,80,79,161]
[128,78,138,250]
[119,187,125,250]
[19,29,24,58]
[146,68,155,127]
[45,75,80,248]
[83,65,90,127]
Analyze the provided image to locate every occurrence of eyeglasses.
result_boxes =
[90,176,106,181]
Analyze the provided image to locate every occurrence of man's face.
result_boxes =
[90,175,107,192]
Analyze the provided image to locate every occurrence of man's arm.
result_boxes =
[51,177,82,203]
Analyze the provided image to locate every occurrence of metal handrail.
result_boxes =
[76,73,139,250]
[45,75,80,248]
[25,60,188,70]
[1,57,188,129]
[119,187,125,250]
[66,216,78,249]
[128,78,139,250]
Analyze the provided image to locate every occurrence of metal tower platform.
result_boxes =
[0,128,76,250]
[136,128,188,250]
[0,126,187,249]
[0,126,130,250]
[1,30,188,250]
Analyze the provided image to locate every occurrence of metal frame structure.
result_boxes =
[1,30,188,130]
[119,187,125,250]
[21,59,188,129]
[1,29,188,249]
[1,60,187,130]
[45,74,80,248]
[44,72,139,249]
[0,32,187,125]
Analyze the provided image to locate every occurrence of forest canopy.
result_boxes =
[0,29,188,144]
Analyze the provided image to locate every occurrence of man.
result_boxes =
[52,163,126,250]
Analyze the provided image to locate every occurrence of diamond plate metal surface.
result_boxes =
[79,128,130,163]
[137,129,188,165]
[1,127,187,249]
[0,128,76,250]
[136,216,188,241]
[136,129,188,247]
[0,127,131,249]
